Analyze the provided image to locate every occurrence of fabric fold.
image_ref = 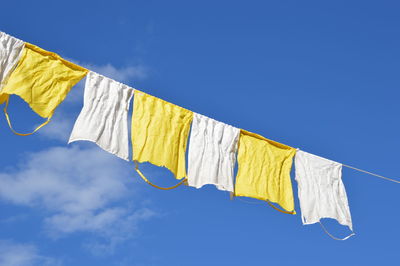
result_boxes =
[131,90,193,179]
[187,113,240,192]
[0,32,24,101]
[294,150,353,230]
[69,71,134,161]
[234,130,296,213]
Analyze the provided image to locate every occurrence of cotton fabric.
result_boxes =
[0,42,88,118]
[187,113,240,192]
[234,130,296,213]
[295,150,353,230]
[69,72,134,161]
[0,32,24,99]
[131,90,193,179]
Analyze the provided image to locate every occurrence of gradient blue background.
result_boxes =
[0,0,399,265]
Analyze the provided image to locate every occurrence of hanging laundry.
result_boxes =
[0,42,88,135]
[0,32,24,98]
[131,90,193,179]
[187,113,240,192]
[69,72,134,161]
[234,130,296,213]
[295,150,354,238]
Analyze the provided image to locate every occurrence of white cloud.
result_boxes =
[64,62,147,105]
[0,144,156,254]
[65,60,147,84]
[87,63,147,82]
[0,240,60,266]
[3,61,155,255]
[37,112,75,142]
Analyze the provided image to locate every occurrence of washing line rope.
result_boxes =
[341,164,400,184]
[300,149,400,184]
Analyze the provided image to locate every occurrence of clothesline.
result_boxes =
[235,163,400,208]
[342,164,400,184]
[296,149,400,184]
[3,30,400,240]
[234,163,400,208]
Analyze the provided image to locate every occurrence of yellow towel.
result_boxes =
[234,130,296,213]
[0,42,88,118]
[131,90,193,179]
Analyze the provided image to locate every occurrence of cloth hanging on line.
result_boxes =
[131,90,193,179]
[1,42,88,118]
[234,130,296,214]
[0,42,88,135]
[187,113,240,192]
[69,71,134,161]
[295,150,354,239]
[0,32,24,95]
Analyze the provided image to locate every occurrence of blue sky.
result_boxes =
[1,0,400,265]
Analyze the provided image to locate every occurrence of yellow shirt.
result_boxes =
[234,130,296,213]
[0,42,88,118]
[131,90,193,179]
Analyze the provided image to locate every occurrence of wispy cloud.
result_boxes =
[87,63,147,82]
[2,62,155,255]
[0,145,156,255]
[64,62,147,105]
[37,112,75,142]
[0,240,60,266]
[65,60,148,84]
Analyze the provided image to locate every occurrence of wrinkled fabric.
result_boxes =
[295,150,353,230]
[234,130,296,212]
[131,90,193,179]
[0,32,24,98]
[187,113,240,192]
[69,72,134,161]
[0,42,88,118]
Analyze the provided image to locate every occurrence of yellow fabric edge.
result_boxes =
[24,42,88,73]
[135,89,192,113]
[4,93,50,119]
[240,129,294,150]
[233,193,296,214]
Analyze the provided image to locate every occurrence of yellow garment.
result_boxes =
[131,90,193,179]
[234,130,296,213]
[0,42,88,118]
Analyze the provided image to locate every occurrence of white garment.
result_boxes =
[187,113,240,192]
[69,71,134,161]
[0,32,24,89]
[295,150,353,230]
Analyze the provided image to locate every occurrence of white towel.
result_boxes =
[187,113,240,192]
[295,150,353,230]
[69,71,134,161]
[0,32,24,89]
